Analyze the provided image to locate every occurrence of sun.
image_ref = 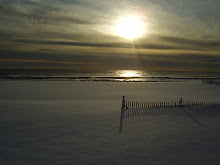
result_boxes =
[115,15,145,40]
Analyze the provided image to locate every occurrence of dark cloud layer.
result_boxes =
[2,37,220,51]
[0,49,219,71]
[160,36,220,49]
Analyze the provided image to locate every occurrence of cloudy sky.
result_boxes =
[0,0,220,71]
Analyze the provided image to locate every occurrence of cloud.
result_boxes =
[37,49,57,52]
[0,0,219,71]
[0,59,99,65]
[159,36,220,49]
[0,48,219,71]
[3,37,220,51]
[6,38,179,50]
[0,3,95,25]
[0,0,100,43]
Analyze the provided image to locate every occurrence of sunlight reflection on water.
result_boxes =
[116,70,144,77]
[113,70,147,82]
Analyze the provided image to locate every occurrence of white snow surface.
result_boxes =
[0,80,220,165]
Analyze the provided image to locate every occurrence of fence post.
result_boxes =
[179,97,183,107]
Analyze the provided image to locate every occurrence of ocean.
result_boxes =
[0,69,220,82]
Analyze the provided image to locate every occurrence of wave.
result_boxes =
[1,75,220,82]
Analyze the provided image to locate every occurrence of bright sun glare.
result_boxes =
[118,70,142,77]
[115,15,145,40]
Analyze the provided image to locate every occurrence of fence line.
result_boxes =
[122,97,219,111]
[119,96,220,133]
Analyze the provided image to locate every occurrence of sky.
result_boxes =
[0,0,220,71]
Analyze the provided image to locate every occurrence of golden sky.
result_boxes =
[0,0,220,71]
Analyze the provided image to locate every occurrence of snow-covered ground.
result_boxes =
[0,80,219,164]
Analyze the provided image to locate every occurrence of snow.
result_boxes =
[0,81,219,164]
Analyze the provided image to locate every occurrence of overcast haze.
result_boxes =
[0,0,220,71]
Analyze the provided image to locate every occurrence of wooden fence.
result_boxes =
[119,96,220,133]
[121,96,219,110]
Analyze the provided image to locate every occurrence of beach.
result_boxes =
[0,80,220,164]
[1,0,220,164]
